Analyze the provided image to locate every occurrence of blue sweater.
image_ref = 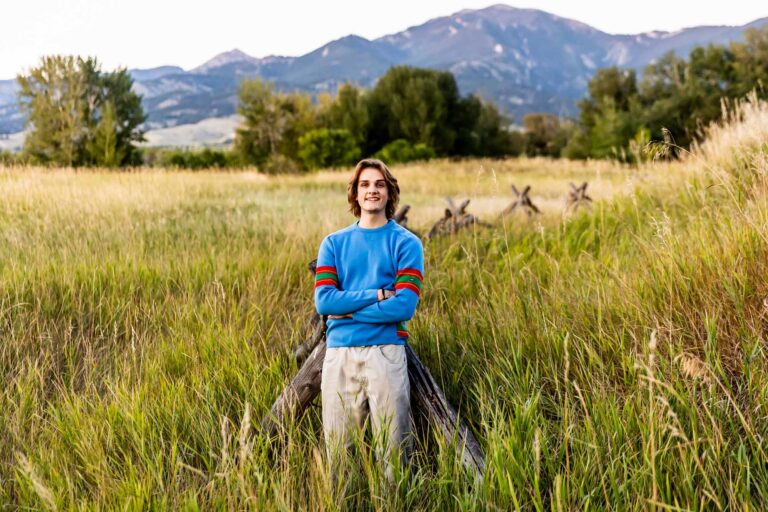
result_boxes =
[314,218,425,348]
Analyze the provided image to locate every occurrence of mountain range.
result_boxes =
[1,4,766,148]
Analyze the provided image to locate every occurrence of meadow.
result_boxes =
[1,98,768,510]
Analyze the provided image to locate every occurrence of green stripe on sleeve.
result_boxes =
[395,275,422,289]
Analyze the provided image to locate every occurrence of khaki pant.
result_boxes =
[321,344,411,479]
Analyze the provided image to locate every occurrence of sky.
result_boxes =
[1,0,766,80]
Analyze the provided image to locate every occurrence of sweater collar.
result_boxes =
[354,218,394,232]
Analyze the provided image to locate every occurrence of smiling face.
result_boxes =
[356,167,389,216]
[347,158,400,219]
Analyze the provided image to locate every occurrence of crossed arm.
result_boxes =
[315,277,421,324]
[316,285,417,323]
[326,289,395,319]
[313,235,423,324]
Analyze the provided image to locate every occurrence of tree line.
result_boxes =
[561,25,768,161]
[4,61,523,170]
[5,25,767,169]
[231,66,522,171]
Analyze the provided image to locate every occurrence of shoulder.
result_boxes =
[322,223,356,246]
[392,223,423,254]
[392,222,421,243]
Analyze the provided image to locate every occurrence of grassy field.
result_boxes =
[2,99,768,510]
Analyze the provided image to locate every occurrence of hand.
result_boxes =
[377,289,396,300]
[327,313,352,319]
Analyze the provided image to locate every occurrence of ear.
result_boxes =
[445,208,453,218]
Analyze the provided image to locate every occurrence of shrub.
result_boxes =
[260,153,301,174]
[0,150,19,165]
[156,148,236,170]
[373,139,436,164]
[298,128,360,170]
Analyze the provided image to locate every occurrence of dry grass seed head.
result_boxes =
[675,353,712,385]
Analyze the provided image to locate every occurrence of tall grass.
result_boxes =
[1,99,767,509]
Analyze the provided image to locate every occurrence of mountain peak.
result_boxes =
[319,34,373,51]
[454,3,522,15]
[453,4,601,34]
[335,34,370,43]
[191,49,258,73]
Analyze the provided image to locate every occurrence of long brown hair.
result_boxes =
[347,159,400,219]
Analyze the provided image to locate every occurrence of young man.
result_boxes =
[314,158,424,480]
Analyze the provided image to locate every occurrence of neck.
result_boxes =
[358,210,388,229]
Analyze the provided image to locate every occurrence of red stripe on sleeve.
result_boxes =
[397,268,423,280]
[395,282,421,296]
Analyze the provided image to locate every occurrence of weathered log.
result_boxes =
[393,204,422,238]
[292,260,324,364]
[447,197,471,217]
[262,337,485,480]
[426,197,490,239]
[393,204,411,226]
[565,181,593,213]
[292,313,324,364]
[405,344,485,480]
[501,183,540,218]
[261,338,327,439]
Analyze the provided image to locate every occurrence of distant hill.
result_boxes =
[1,4,766,146]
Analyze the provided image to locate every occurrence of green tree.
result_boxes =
[317,84,369,146]
[298,128,360,170]
[573,67,642,159]
[17,55,145,167]
[561,126,591,160]
[366,66,462,155]
[631,45,736,153]
[277,92,315,162]
[474,99,524,157]
[729,26,768,98]
[522,113,561,156]
[18,56,91,166]
[99,68,146,165]
[87,101,124,167]
[234,79,314,167]
[639,51,713,149]
[449,95,521,157]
